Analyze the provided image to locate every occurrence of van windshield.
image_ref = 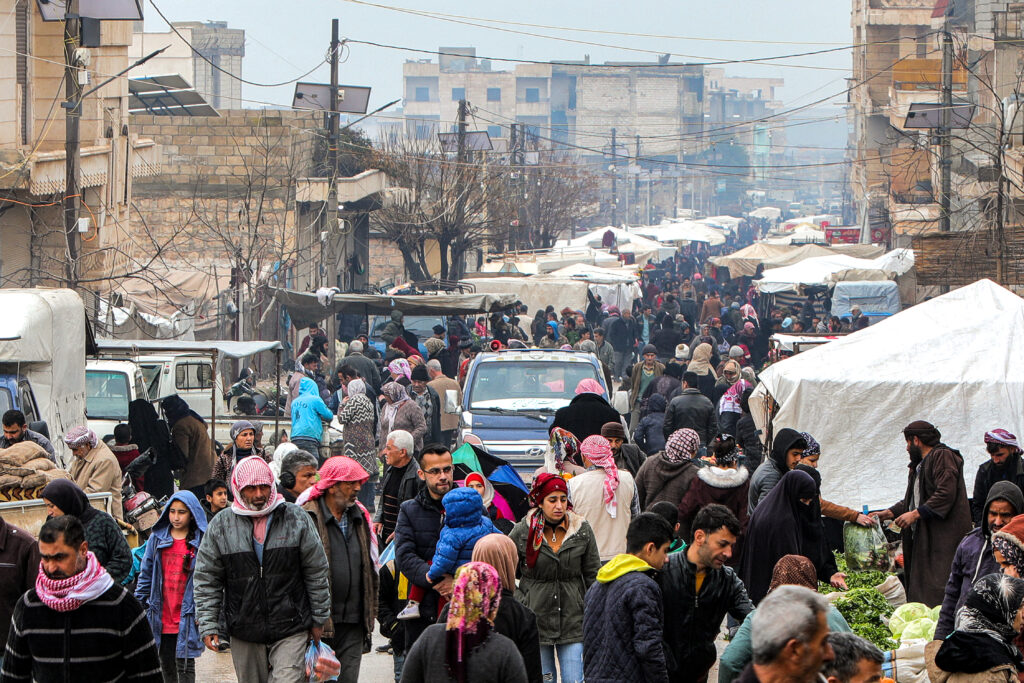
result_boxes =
[86,370,130,420]
[468,361,602,411]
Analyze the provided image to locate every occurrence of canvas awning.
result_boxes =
[273,289,519,329]
[95,339,283,359]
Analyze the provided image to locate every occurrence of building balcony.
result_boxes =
[0,139,160,194]
[995,9,1024,41]
[891,59,967,92]
[864,0,934,26]
[514,100,551,118]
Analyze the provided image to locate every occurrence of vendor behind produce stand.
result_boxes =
[872,421,972,606]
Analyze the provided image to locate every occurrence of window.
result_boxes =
[141,364,162,400]
[175,362,214,391]
[415,123,433,139]
[487,87,501,102]
[525,88,540,103]
[414,87,430,102]
[487,125,502,139]
[85,370,130,421]
[451,87,466,101]
[17,382,37,423]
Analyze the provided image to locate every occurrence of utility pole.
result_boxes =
[610,127,618,226]
[325,19,340,365]
[509,123,518,252]
[634,134,641,225]
[63,1,82,288]
[453,98,468,280]
[939,23,953,234]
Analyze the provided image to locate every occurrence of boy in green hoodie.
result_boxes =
[582,512,673,683]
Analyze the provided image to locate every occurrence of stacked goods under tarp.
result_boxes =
[0,442,72,500]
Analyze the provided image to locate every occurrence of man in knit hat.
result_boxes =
[194,455,330,682]
[873,421,972,605]
[408,364,441,446]
[298,457,379,683]
[601,421,646,478]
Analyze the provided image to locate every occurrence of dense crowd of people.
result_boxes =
[2,241,1024,683]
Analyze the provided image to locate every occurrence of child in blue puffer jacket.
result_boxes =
[398,485,498,620]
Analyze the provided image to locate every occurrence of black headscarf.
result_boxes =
[740,469,819,604]
[161,395,205,427]
[793,464,839,581]
[41,479,99,525]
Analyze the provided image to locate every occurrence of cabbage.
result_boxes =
[889,602,931,637]
[899,617,937,643]
[929,605,941,621]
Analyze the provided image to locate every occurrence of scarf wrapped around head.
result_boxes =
[464,472,495,509]
[347,378,367,397]
[580,435,620,518]
[665,428,700,463]
[527,473,570,568]
[955,573,1024,642]
[800,432,820,458]
[741,303,759,324]
[546,427,581,473]
[295,456,379,570]
[382,382,410,405]
[987,429,1022,451]
[574,378,605,397]
[63,426,98,450]
[471,534,517,592]
[768,554,818,593]
[688,343,717,378]
[230,455,286,544]
[445,562,503,683]
[388,358,412,381]
[36,550,114,612]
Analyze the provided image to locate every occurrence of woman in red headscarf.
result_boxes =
[509,473,600,683]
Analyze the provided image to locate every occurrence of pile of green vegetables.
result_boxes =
[819,553,899,650]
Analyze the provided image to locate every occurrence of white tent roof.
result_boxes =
[640,221,727,246]
[749,207,782,220]
[558,227,674,262]
[755,249,914,294]
[763,224,828,245]
[750,279,1024,509]
[543,262,640,284]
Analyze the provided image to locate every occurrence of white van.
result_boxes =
[85,359,149,440]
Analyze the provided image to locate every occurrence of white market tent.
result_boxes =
[749,279,1024,510]
[559,226,675,262]
[460,276,591,317]
[702,216,743,233]
[711,243,889,278]
[749,206,782,220]
[637,221,728,246]
[754,249,914,294]
[541,263,643,311]
[763,224,828,245]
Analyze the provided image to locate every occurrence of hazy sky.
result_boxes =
[147,0,853,123]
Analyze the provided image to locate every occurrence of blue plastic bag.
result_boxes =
[304,641,340,683]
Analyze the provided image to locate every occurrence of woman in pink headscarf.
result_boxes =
[566,435,637,561]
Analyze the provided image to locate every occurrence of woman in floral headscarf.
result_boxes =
[533,427,586,481]
[388,357,413,387]
[401,561,529,683]
[378,381,426,454]
[510,474,600,683]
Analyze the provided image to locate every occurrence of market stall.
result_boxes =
[750,279,1024,509]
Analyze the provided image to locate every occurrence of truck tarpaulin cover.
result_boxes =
[749,279,1024,510]
[273,289,519,329]
[0,289,87,458]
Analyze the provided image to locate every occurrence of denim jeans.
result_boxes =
[539,642,584,683]
[392,652,405,683]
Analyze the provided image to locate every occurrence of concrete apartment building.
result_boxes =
[0,2,159,289]
[402,48,705,161]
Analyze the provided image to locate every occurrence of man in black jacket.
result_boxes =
[663,372,719,446]
[393,444,455,651]
[375,430,421,543]
[659,504,753,683]
[972,429,1024,525]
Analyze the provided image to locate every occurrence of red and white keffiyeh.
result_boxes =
[580,435,620,518]
[36,551,114,612]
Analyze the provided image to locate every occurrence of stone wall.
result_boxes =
[131,110,322,267]
[368,233,406,286]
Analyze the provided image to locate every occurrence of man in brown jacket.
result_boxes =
[875,421,972,605]
[65,426,124,521]
[300,456,379,683]
[426,360,461,449]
